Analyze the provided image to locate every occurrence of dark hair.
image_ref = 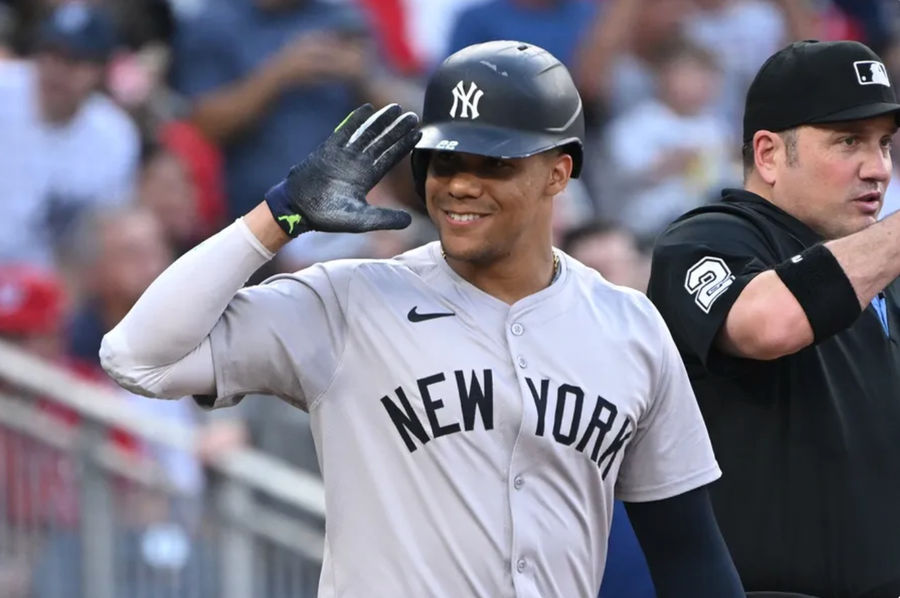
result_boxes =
[742,128,798,180]
[651,34,719,73]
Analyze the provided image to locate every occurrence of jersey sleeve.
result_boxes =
[615,305,721,502]
[198,263,353,411]
[647,211,777,372]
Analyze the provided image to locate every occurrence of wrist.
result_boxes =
[243,201,293,253]
[264,178,314,238]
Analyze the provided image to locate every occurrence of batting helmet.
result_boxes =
[412,40,585,198]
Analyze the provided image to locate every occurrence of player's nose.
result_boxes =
[447,170,483,200]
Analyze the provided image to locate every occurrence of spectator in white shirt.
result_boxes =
[602,36,738,241]
[0,2,139,267]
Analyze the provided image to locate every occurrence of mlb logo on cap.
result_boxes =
[854,61,890,87]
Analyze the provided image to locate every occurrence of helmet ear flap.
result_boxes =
[411,149,430,202]
[564,142,583,179]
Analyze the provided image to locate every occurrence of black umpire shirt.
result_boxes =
[648,189,900,598]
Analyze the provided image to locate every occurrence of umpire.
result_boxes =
[648,40,900,597]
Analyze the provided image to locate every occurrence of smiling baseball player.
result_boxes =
[100,41,743,597]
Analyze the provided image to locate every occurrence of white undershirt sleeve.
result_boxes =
[100,218,274,398]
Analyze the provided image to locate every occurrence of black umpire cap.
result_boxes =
[36,2,118,63]
[743,40,900,142]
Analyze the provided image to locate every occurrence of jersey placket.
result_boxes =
[504,309,538,595]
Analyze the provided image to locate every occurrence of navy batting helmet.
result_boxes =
[412,40,585,199]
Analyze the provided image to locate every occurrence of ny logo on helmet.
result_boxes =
[450,81,484,119]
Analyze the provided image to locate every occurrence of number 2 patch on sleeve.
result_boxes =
[684,257,736,313]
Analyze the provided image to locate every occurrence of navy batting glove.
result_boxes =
[265,103,421,237]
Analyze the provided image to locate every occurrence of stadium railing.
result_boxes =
[0,339,325,598]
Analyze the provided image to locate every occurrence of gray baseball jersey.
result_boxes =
[202,241,720,598]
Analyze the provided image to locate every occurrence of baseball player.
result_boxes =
[648,40,900,597]
[101,41,743,596]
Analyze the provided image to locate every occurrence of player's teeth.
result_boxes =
[448,213,481,222]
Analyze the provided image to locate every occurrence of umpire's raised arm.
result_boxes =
[99,104,419,402]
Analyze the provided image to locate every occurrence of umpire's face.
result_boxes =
[760,114,896,239]
[424,150,572,266]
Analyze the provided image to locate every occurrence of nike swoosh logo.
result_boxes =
[407,306,456,323]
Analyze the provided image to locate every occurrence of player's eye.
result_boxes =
[840,136,859,147]
[880,136,893,150]
[482,157,513,172]
[430,152,459,174]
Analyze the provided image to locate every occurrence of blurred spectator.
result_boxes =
[0,265,130,598]
[445,0,598,69]
[830,0,897,52]
[65,207,173,367]
[400,0,487,72]
[561,220,650,292]
[354,0,421,74]
[573,0,693,119]
[171,0,403,220]
[0,265,67,361]
[601,36,736,241]
[0,2,139,267]
[0,0,13,58]
[685,0,818,138]
[137,133,226,256]
[157,121,227,239]
[104,0,181,133]
[138,143,200,256]
[0,266,212,598]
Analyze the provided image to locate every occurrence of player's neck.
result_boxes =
[445,247,557,305]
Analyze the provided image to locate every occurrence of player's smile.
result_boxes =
[442,210,489,226]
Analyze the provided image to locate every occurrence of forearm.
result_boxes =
[571,0,638,104]
[625,487,744,598]
[189,63,285,143]
[101,217,275,374]
[718,213,900,359]
[718,271,813,360]
[826,210,900,308]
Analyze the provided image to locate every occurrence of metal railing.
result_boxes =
[0,339,326,598]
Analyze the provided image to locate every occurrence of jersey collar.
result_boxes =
[721,188,824,247]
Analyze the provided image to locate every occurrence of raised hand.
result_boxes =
[265,103,420,236]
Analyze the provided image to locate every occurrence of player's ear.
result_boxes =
[753,130,780,185]
[546,151,573,195]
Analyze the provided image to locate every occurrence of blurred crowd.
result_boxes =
[1,0,900,596]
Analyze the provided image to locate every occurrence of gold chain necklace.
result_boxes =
[440,249,561,280]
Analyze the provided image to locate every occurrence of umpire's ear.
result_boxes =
[546,151,574,196]
[752,129,783,186]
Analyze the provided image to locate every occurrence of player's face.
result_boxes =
[424,151,571,265]
[774,115,896,239]
[36,50,103,124]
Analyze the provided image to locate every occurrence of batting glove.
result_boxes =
[265,103,420,237]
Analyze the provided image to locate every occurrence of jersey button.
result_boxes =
[511,322,524,336]
[516,356,527,369]
[516,558,526,573]
[513,475,524,490]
